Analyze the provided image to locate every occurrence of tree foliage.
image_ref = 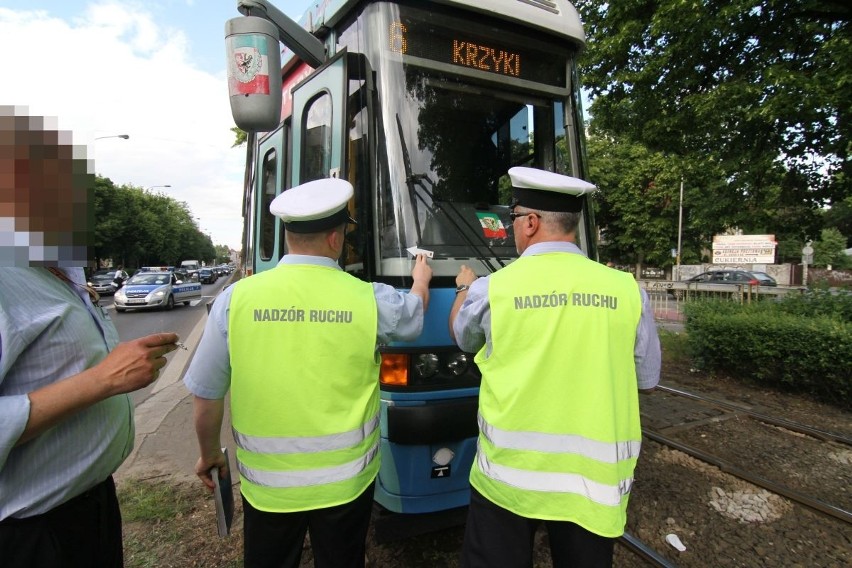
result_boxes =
[823,195,852,247]
[92,176,217,269]
[214,244,233,264]
[813,227,851,268]
[576,0,850,200]
[231,127,247,147]
[576,0,850,266]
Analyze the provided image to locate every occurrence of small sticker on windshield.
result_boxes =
[476,212,507,239]
[406,246,434,258]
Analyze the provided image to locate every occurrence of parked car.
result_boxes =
[749,271,777,287]
[668,269,762,299]
[88,269,128,296]
[113,270,202,312]
[198,268,217,284]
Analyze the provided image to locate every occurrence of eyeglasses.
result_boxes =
[509,211,540,222]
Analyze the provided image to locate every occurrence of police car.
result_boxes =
[113,270,202,312]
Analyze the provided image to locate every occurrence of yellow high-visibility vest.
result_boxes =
[228,264,380,512]
[471,252,642,537]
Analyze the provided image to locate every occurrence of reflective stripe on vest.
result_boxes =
[233,413,379,455]
[479,414,641,464]
[239,441,379,488]
[477,413,638,507]
[476,450,633,507]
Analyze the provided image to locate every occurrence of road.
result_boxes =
[103,276,229,405]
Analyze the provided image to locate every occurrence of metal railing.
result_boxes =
[638,280,806,323]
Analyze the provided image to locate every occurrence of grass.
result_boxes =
[119,476,191,522]
[118,476,243,568]
[658,329,690,366]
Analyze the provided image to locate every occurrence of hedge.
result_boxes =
[683,291,852,409]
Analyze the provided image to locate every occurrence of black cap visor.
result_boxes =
[512,187,584,213]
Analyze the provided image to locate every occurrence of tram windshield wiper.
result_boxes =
[395,115,505,273]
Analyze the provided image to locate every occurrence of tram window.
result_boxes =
[301,92,332,183]
[554,101,570,176]
[259,148,277,261]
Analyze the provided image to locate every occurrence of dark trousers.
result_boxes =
[461,487,615,568]
[242,481,375,568]
[0,475,123,568]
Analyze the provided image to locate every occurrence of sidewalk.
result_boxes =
[115,309,236,484]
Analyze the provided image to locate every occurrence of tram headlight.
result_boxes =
[447,353,470,376]
[381,350,480,388]
[414,353,440,379]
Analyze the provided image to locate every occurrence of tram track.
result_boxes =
[640,384,852,526]
[655,384,852,446]
[641,428,852,525]
[619,531,680,568]
[610,380,852,566]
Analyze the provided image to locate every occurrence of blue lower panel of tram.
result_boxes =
[374,387,480,513]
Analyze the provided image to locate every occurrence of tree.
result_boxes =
[575,0,851,215]
[214,244,232,264]
[585,129,825,269]
[588,133,686,268]
[92,176,216,268]
[823,195,852,247]
[231,126,247,147]
[813,227,851,268]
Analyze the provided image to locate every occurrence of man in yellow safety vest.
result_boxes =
[185,178,432,568]
[449,167,661,567]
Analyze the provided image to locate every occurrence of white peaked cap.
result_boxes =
[508,167,596,212]
[269,178,356,233]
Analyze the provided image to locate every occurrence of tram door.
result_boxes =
[253,125,287,273]
[290,51,349,187]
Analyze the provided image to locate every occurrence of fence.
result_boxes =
[638,280,806,323]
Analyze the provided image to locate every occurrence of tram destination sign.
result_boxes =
[712,234,777,264]
[387,8,568,87]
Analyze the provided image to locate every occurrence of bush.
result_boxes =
[776,282,852,321]
[683,298,851,409]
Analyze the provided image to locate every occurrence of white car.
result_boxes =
[114,271,202,312]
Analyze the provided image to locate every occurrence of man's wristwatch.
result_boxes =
[455,284,471,294]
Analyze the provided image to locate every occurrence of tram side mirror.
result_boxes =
[225,16,282,132]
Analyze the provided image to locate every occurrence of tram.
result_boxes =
[225,0,595,514]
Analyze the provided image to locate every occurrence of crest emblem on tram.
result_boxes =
[233,47,263,83]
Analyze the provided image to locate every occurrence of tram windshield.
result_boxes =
[353,2,579,276]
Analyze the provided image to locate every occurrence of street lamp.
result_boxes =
[94,134,130,140]
[145,184,172,191]
[675,177,684,281]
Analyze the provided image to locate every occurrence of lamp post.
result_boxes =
[94,134,130,140]
[675,177,684,281]
[145,184,172,192]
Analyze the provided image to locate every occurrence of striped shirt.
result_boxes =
[0,268,132,520]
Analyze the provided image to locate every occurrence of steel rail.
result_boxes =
[619,531,680,567]
[657,384,852,447]
[643,430,852,525]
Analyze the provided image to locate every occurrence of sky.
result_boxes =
[0,0,315,251]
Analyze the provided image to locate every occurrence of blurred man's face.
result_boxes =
[0,107,94,267]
